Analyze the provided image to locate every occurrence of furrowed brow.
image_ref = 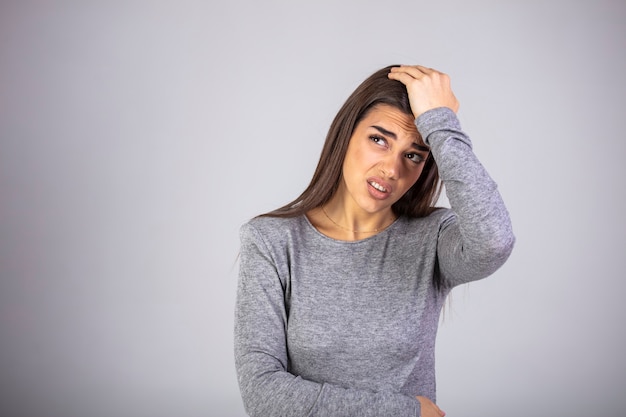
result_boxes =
[371,125,397,139]
[412,143,430,152]
[371,125,429,152]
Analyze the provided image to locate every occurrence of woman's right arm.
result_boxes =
[235,222,424,417]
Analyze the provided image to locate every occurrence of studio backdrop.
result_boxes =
[1,1,624,416]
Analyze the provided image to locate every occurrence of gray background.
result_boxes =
[1,1,625,416]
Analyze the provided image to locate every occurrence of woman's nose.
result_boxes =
[380,154,403,179]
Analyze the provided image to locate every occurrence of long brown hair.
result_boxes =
[263,65,442,218]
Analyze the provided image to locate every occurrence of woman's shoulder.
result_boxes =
[240,215,308,245]
[244,214,303,230]
[403,207,454,227]
[390,208,455,245]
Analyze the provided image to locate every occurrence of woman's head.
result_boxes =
[266,65,441,218]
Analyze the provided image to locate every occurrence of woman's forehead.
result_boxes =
[361,104,424,144]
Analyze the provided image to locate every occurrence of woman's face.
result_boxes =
[339,104,429,215]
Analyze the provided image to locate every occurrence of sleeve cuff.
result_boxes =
[415,107,463,147]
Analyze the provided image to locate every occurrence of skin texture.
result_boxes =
[418,396,446,417]
[388,65,459,118]
[309,104,429,241]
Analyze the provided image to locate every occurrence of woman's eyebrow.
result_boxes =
[371,125,429,152]
[371,125,397,139]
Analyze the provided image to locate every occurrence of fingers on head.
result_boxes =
[390,65,424,79]
[404,65,451,83]
[387,70,414,85]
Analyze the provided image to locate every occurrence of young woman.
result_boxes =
[234,65,515,417]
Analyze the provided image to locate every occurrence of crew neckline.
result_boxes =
[302,213,402,244]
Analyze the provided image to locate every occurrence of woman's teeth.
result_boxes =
[369,181,387,192]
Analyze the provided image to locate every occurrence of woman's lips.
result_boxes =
[366,177,392,200]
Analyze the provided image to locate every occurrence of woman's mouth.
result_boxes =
[366,178,392,200]
[368,180,388,193]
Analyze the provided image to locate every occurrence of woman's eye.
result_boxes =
[406,153,425,164]
[369,135,387,146]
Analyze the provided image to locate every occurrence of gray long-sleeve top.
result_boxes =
[235,107,515,417]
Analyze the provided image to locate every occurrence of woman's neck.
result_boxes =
[307,194,396,241]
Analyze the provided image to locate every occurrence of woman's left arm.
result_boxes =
[389,66,515,284]
[419,106,515,284]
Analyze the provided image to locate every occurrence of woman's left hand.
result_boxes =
[388,65,459,119]
[416,396,446,417]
